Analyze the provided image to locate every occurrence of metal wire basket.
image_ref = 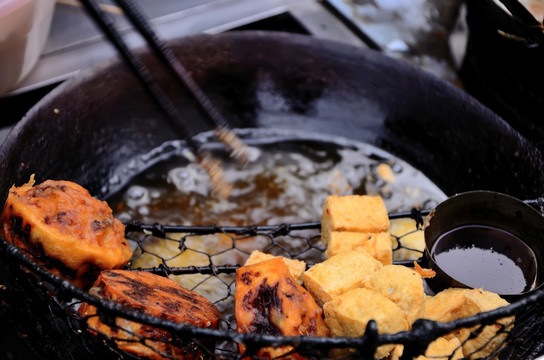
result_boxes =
[0,209,543,360]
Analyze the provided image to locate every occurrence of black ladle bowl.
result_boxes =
[424,190,544,301]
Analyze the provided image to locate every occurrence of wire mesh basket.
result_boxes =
[0,209,544,360]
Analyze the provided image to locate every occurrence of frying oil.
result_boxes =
[110,129,446,227]
[108,129,446,308]
[432,225,539,294]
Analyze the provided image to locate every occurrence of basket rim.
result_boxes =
[1,231,541,350]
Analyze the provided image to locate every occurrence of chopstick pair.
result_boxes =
[77,0,249,198]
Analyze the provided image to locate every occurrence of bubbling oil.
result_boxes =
[108,129,446,305]
[109,129,446,226]
[432,225,540,295]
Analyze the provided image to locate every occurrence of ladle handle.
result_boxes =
[524,198,544,213]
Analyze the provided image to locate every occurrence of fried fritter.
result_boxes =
[235,258,329,359]
[79,270,220,360]
[1,178,132,288]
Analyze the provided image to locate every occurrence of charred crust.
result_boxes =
[240,271,253,285]
[55,211,73,226]
[28,183,68,198]
[91,219,112,231]
[242,279,283,335]
[104,270,121,277]
[102,272,219,324]
[6,215,79,282]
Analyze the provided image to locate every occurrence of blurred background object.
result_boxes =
[457,0,544,145]
[323,0,464,84]
[0,0,365,127]
[4,0,544,158]
[0,0,56,96]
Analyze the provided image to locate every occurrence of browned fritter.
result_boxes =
[79,270,221,360]
[1,178,132,288]
[235,257,330,359]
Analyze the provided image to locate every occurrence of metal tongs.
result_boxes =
[77,0,250,198]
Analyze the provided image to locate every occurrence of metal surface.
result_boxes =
[9,0,365,95]
[424,190,544,300]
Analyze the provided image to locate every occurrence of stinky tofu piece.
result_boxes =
[244,250,306,285]
[303,250,382,306]
[325,231,392,265]
[363,265,426,324]
[323,287,410,359]
[321,195,389,245]
[423,288,513,359]
[415,337,463,360]
[423,288,478,322]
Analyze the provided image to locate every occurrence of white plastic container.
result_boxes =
[0,0,56,96]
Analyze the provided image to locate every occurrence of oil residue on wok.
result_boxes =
[107,129,446,306]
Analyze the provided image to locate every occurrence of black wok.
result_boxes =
[1,31,543,201]
[0,31,543,359]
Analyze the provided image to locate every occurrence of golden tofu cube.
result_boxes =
[321,195,389,245]
[414,337,463,360]
[423,288,513,359]
[302,250,382,306]
[323,287,410,359]
[325,231,392,265]
[362,265,425,324]
[244,250,306,285]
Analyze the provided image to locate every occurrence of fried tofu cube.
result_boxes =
[363,265,426,324]
[323,288,410,359]
[325,231,392,265]
[423,288,513,359]
[303,250,382,306]
[321,195,389,245]
[244,250,306,284]
[415,337,463,360]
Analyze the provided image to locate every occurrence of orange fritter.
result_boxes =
[235,258,330,359]
[79,270,221,360]
[1,178,132,288]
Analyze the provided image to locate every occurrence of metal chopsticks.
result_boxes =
[77,0,249,197]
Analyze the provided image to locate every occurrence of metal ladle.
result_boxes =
[423,190,544,301]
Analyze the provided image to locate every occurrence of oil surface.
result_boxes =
[108,129,447,306]
[109,129,446,226]
[432,225,539,294]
